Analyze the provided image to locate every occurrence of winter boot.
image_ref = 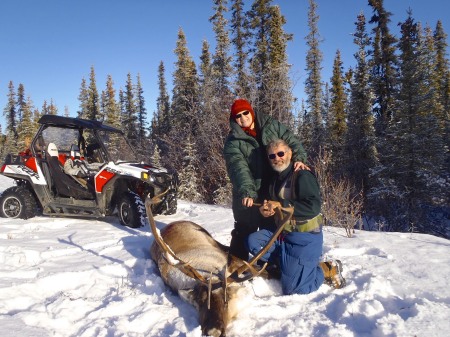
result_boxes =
[229,229,250,261]
[320,259,346,289]
[265,263,281,280]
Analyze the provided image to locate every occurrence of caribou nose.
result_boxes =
[205,327,223,337]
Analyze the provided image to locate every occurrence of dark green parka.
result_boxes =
[270,163,321,221]
[224,111,307,225]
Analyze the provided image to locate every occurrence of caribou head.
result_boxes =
[146,194,292,337]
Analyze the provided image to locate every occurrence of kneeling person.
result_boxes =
[246,139,346,295]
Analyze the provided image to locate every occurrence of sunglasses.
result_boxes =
[235,110,250,120]
[268,151,286,160]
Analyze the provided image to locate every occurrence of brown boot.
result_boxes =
[320,260,346,289]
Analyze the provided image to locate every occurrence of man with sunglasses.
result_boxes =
[246,139,346,295]
[224,98,308,261]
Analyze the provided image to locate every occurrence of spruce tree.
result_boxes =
[210,0,233,96]
[367,0,399,225]
[213,175,233,206]
[373,12,438,232]
[77,78,89,118]
[177,134,203,203]
[158,62,172,134]
[417,22,448,234]
[16,84,31,150]
[368,0,398,135]
[432,20,450,170]
[48,99,58,115]
[100,91,106,121]
[327,50,348,174]
[199,40,213,88]
[32,106,41,129]
[0,124,5,161]
[196,38,231,203]
[16,83,26,122]
[118,89,126,124]
[170,28,200,174]
[2,81,19,156]
[18,97,37,150]
[151,61,172,170]
[102,75,121,128]
[98,74,123,160]
[304,0,324,156]
[151,142,162,167]
[265,5,294,126]
[230,0,250,97]
[86,66,101,121]
[16,88,36,151]
[322,82,330,133]
[171,28,199,130]
[247,0,272,106]
[41,100,50,115]
[4,81,18,139]
[296,99,307,136]
[200,0,235,203]
[198,39,216,197]
[389,12,424,231]
[348,12,378,202]
[433,20,449,116]
[135,73,148,158]
[123,72,138,148]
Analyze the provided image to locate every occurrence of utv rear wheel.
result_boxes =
[0,186,38,219]
[117,191,146,228]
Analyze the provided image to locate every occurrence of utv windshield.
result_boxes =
[97,130,138,163]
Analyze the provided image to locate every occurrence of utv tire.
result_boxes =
[0,186,38,219]
[118,191,146,228]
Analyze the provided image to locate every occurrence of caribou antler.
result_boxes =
[226,203,294,283]
[145,193,208,283]
[146,193,293,287]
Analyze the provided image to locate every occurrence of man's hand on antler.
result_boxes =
[259,200,282,217]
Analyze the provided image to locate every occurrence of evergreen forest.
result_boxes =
[1,0,449,239]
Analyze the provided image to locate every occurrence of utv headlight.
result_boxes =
[141,172,155,182]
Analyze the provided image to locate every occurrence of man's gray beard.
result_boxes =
[271,161,290,173]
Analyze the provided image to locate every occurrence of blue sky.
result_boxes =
[1,0,448,128]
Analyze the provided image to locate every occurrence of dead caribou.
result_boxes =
[146,194,293,337]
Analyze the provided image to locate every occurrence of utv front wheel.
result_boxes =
[164,194,177,215]
[117,191,146,228]
[0,186,38,219]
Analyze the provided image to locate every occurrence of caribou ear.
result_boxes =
[179,289,200,310]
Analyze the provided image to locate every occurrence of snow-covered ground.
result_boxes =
[0,175,449,337]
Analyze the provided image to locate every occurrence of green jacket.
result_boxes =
[224,111,307,222]
[270,163,321,221]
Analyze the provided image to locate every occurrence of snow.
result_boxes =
[0,174,449,337]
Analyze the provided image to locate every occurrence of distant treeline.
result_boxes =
[1,0,448,238]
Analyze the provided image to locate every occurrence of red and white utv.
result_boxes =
[0,115,177,228]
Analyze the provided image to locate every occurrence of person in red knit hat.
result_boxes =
[229,99,257,137]
[224,98,309,261]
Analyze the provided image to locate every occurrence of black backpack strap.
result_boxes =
[289,169,299,200]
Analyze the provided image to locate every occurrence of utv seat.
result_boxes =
[70,144,82,159]
[46,143,94,200]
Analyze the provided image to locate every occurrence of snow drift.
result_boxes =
[0,175,449,337]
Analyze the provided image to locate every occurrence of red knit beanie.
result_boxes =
[230,99,255,120]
